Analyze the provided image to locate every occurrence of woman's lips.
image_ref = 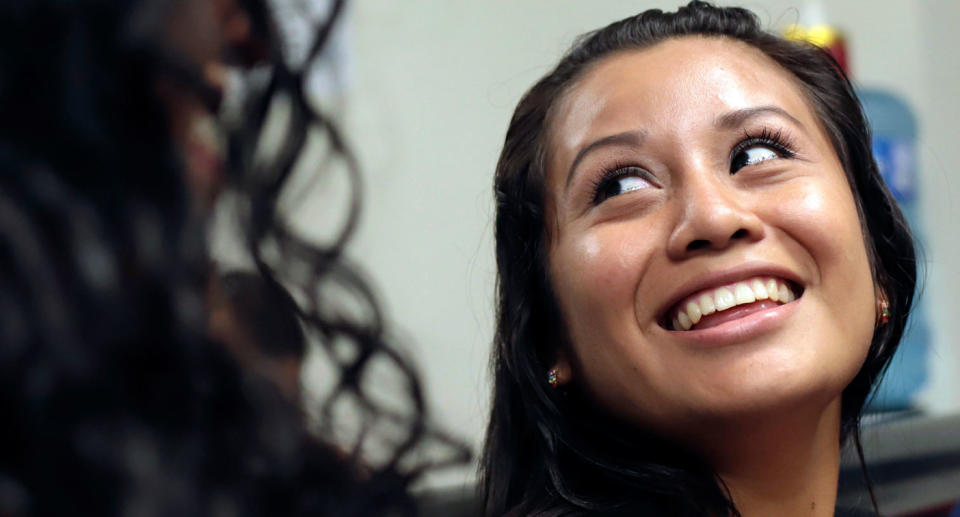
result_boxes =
[667,298,801,348]
[666,275,801,331]
[692,299,782,330]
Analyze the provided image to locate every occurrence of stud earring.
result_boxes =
[547,367,559,388]
[878,299,891,326]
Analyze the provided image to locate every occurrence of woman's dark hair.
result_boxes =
[0,0,466,515]
[481,2,916,516]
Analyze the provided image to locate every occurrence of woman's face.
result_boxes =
[545,37,875,437]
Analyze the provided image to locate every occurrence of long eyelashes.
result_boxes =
[590,162,653,205]
[729,127,797,173]
[588,126,797,206]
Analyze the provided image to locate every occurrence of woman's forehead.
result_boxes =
[547,37,814,167]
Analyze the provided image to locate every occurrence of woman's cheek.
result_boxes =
[566,225,649,301]
[766,177,859,265]
[773,177,875,350]
[550,224,655,357]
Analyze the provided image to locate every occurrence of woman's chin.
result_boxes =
[637,359,850,436]
[670,320,865,424]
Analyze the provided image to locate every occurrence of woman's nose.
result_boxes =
[666,175,764,259]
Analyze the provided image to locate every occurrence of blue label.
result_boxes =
[872,137,916,202]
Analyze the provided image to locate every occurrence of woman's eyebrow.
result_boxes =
[566,130,646,188]
[714,105,805,130]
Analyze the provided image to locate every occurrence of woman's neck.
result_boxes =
[697,397,843,517]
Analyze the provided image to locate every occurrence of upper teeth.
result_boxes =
[671,276,797,331]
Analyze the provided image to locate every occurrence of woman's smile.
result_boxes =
[656,266,806,348]
[662,273,800,333]
[651,262,806,348]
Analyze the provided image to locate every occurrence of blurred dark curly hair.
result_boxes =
[0,0,467,515]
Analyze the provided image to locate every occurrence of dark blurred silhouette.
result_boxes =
[0,0,467,515]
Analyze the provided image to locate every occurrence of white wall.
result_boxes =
[300,0,960,488]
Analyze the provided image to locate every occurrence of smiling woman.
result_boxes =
[482,2,915,517]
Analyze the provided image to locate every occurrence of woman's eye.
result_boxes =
[593,167,653,204]
[730,145,780,173]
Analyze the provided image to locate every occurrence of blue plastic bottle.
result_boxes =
[859,87,930,411]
